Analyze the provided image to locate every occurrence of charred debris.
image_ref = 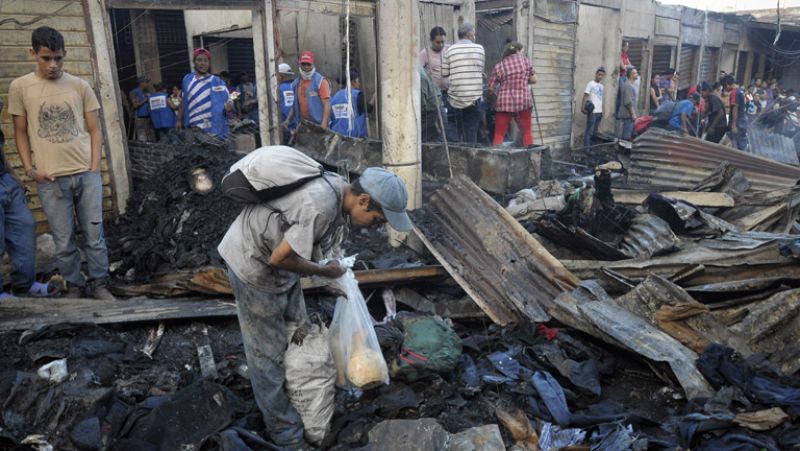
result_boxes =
[2,129,800,450]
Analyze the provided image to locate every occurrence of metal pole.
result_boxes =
[530,88,544,146]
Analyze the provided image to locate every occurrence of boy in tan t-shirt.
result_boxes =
[8,26,114,300]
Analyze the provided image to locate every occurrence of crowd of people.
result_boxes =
[123,21,542,149]
[419,22,539,147]
[580,40,798,152]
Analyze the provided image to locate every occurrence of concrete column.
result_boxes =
[378,0,422,217]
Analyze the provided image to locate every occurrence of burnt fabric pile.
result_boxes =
[107,140,243,282]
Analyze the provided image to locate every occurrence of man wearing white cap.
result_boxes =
[218,156,412,449]
[277,63,296,143]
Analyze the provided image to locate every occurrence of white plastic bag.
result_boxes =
[285,323,336,446]
[329,256,389,389]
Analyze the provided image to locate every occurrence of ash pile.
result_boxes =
[107,136,242,282]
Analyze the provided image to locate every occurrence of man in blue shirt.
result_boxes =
[149,83,178,144]
[177,48,233,140]
[129,75,152,141]
[669,93,700,134]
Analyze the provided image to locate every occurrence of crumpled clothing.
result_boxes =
[733,407,790,431]
[697,345,800,407]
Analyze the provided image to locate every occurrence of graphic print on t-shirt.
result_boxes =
[37,101,79,143]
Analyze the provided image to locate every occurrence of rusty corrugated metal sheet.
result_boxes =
[619,214,681,259]
[414,175,580,325]
[628,129,800,192]
[746,128,799,165]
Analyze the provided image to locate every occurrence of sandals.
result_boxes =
[23,281,59,298]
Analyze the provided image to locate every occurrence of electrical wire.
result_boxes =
[0,2,73,27]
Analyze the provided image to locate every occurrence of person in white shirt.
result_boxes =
[581,66,606,149]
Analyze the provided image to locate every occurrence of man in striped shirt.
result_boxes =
[177,48,233,140]
[441,22,485,144]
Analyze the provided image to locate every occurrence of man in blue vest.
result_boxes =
[177,48,233,140]
[278,63,295,143]
[236,72,258,123]
[330,68,369,138]
[283,51,331,131]
[149,82,178,144]
[129,75,152,142]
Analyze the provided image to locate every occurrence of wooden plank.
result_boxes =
[117,265,449,297]
[736,203,787,231]
[0,297,237,331]
[276,0,375,17]
[0,30,89,46]
[611,189,736,207]
[0,1,84,15]
[107,0,258,9]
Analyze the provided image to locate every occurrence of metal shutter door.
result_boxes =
[678,45,697,90]
[652,45,673,77]
[699,47,718,84]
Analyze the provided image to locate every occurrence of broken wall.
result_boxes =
[0,0,119,233]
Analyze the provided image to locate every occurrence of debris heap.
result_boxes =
[107,140,242,282]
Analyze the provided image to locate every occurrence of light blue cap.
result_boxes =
[358,168,413,232]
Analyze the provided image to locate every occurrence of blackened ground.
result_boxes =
[0,295,689,451]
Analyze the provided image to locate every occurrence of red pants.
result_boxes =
[493,108,533,146]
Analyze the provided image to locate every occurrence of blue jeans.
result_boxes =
[621,118,635,140]
[37,171,109,287]
[448,101,481,144]
[441,93,459,143]
[584,113,602,149]
[0,173,36,292]
[228,269,308,446]
[731,127,748,150]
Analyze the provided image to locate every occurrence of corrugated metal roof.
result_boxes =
[628,129,800,192]
[746,128,799,165]
[477,10,514,31]
[414,175,581,325]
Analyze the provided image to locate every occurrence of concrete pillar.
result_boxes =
[86,0,131,213]
[377,0,422,236]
